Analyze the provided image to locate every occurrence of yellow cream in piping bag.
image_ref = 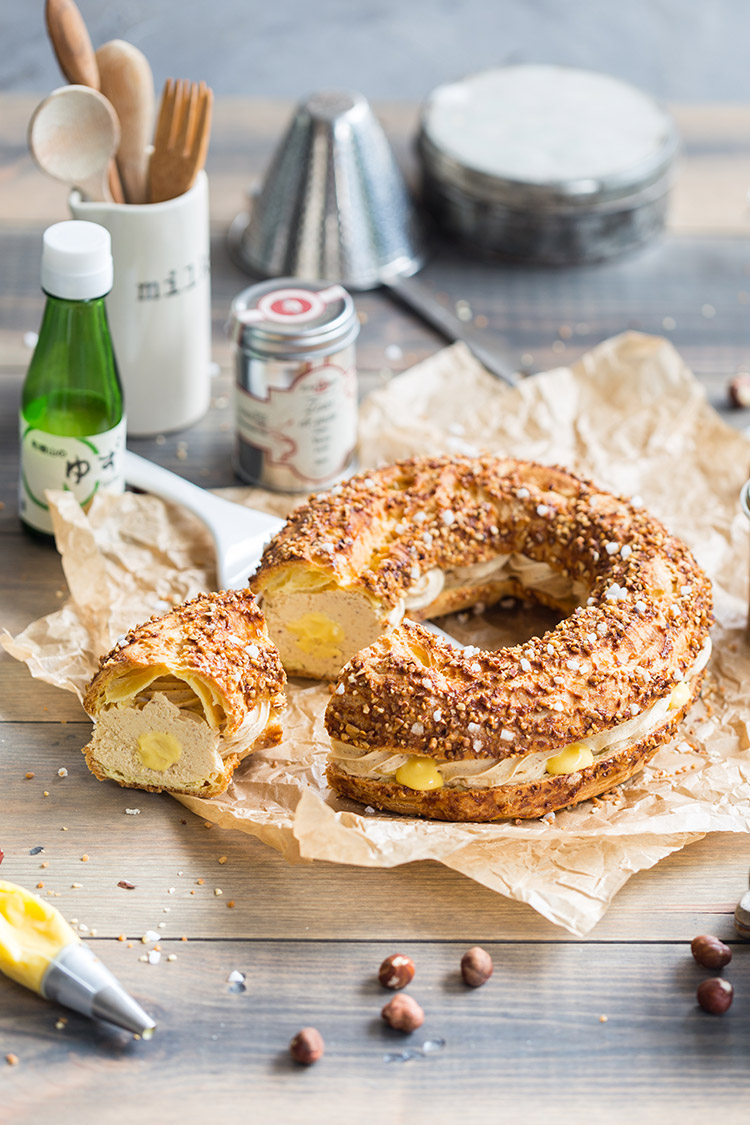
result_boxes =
[0,879,155,1036]
[0,879,79,993]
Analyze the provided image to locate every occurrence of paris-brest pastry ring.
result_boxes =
[252,455,713,821]
[83,590,286,798]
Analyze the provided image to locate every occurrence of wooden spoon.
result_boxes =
[96,40,155,205]
[44,0,125,203]
[28,86,121,203]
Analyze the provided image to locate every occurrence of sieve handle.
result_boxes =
[383,273,521,387]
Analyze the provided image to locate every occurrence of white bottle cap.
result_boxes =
[41,220,114,300]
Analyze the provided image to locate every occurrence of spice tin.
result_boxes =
[229,278,359,492]
[417,66,679,265]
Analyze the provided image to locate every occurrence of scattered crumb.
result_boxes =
[118,880,136,890]
[5,1053,19,1066]
[167,954,177,962]
[218,856,227,865]
[599,1015,609,1023]
[118,934,126,942]
[227,900,235,908]
[125,808,141,816]
[80,855,89,862]
[57,767,68,778]
[25,772,34,780]
[214,888,223,896]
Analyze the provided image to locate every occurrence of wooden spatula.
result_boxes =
[44,0,125,203]
[96,40,155,204]
[148,79,213,204]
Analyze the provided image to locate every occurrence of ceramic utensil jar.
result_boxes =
[228,279,359,492]
[418,65,679,265]
[70,172,211,435]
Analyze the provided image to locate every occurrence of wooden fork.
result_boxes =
[148,78,213,203]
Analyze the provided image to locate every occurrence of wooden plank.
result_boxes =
[4,95,750,234]
[0,722,747,943]
[0,938,748,1125]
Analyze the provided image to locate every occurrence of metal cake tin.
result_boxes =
[417,65,680,265]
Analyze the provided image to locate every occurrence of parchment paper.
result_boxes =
[4,331,750,935]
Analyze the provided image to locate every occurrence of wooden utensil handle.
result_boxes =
[108,160,125,203]
[45,0,100,88]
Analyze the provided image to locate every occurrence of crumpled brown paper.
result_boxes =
[4,332,750,935]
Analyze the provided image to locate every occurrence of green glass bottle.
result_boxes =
[19,221,125,539]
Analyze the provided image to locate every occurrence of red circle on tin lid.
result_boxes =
[256,287,327,324]
[269,295,314,317]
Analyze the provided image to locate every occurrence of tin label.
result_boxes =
[236,361,357,487]
[19,416,126,534]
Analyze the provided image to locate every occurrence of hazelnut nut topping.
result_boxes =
[696,978,734,1015]
[378,953,415,990]
[460,946,494,988]
[729,372,750,409]
[690,934,732,971]
[289,1027,325,1064]
[381,993,424,1033]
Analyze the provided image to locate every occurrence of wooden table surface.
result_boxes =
[2,96,750,1124]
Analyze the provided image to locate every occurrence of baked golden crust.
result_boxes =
[325,680,701,821]
[82,590,287,798]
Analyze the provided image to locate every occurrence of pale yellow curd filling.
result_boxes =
[0,880,78,994]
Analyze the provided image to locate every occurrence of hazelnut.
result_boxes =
[690,934,732,970]
[381,993,424,1033]
[289,1027,324,1064]
[735,890,750,938]
[696,978,734,1015]
[729,373,750,409]
[378,953,415,990]
[460,946,494,988]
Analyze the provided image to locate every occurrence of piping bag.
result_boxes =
[0,879,156,1037]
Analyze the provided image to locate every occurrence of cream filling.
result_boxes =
[403,554,588,611]
[330,638,712,791]
[261,585,403,680]
[88,694,270,791]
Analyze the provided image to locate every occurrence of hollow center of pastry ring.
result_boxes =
[261,554,588,680]
[102,667,229,731]
[88,694,271,793]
